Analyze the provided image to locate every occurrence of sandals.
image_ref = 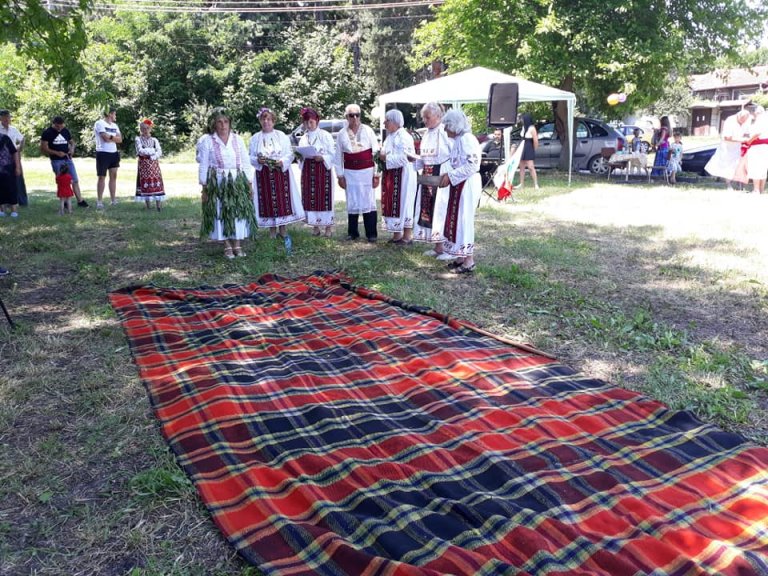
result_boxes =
[446,260,464,269]
[234,246,246,258]
[453,264,475,275]
[223,247,235,259]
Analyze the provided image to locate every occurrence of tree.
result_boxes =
[274,25,376,124]
[2,0,89,85]
[412,0,766,168]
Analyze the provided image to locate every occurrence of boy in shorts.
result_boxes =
[94,107,122,208]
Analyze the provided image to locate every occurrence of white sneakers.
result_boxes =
[436,253,455,261]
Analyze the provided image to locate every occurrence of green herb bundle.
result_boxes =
[200,168,257,238]
[373,150,386,173]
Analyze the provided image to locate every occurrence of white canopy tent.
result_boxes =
[378,66,577,184]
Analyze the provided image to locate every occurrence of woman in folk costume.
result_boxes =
[334,103,380,242]
[434,109,482,275]
[413,101,453,258]
[197,107,256,259]
[298,107,336,238]
[249,107,304,239]
[745,106,768,194]
[704,109,750,191]
[134,118,165,211]
[379,108,417,244]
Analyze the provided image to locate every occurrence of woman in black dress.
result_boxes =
[517,113,539,190]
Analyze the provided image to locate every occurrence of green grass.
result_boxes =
[1,159,767,574]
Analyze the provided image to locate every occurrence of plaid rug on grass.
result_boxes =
[110,271,768,576]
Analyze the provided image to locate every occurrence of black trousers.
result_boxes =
[348,211,378,240]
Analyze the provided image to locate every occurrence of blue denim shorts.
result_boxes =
[51,158,79,184]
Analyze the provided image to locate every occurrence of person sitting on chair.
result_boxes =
[480,128,504,186]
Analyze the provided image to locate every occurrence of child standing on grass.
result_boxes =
[56,163,74,214]
[667,132,683,184]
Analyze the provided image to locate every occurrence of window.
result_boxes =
[576,121,608,138]
[538,123,556,140]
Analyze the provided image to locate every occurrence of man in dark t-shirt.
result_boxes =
[40,115,88,207]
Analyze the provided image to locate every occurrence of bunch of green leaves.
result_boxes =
[202,168,257,239]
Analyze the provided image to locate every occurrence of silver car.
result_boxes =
[502,117,626,174]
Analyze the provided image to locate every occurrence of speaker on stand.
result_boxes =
[481,83,521,202]
[487,83,519,127]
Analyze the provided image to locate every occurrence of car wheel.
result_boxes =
[640,142,650,154]
[588,154,609,175]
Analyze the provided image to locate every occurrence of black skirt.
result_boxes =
[0,172,18,205]
[521,138,536,161]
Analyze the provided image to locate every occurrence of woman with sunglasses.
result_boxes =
[334,104,379,242]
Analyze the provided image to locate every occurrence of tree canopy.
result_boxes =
[412,0,765,115]
[2,0,90,86]
[410,0,765,166]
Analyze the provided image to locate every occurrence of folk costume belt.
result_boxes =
[343,149,374,170]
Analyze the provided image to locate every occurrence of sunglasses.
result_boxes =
[346,113,360,118]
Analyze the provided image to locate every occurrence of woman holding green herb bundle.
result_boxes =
[197,108,256,259]
[249,107,304,239]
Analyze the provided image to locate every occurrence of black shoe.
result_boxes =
[77,200,89,208]
[345,235,359,241]
[366,237,377,243]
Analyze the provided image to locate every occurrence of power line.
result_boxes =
[50,0,443,13]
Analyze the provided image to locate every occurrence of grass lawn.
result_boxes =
[1,156,767,575]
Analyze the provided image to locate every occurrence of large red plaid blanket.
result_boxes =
[110,271,768,575]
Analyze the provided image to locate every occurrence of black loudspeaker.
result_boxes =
[487,83,519,127]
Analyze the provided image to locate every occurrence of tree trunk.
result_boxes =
[555,75,574,171]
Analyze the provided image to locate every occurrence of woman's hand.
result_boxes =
[337,176,346,190]
[201,187,208,204]
[372,175,381,188]
[439,174,451,188]
[258,155,266,165]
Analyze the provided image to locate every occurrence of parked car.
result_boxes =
[681,144,717,175]
[618,125,653,153]
[289,118,346,146]
[506,117,626,174]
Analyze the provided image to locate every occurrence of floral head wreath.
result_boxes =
[207,107,232,134]
[258,107,275,118]
[140,118,153,127]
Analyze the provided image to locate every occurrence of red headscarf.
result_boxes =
[301,107,319,121]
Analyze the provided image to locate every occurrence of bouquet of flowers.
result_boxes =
[259,155,282,170]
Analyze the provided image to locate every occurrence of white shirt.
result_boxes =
[334,123,379,176]
[0,125,24,149]
[248,130,294,172]
[94,119,121,153]
[383,128,416,169]
[415,125,452,170]
[196,132,253,185]
[298,128,335,170]
[135,136,162,160]
[447,133,481,186]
